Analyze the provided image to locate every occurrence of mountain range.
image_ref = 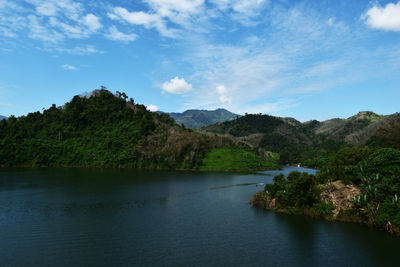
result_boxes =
[0,115,7,120]
[0,89,398,169]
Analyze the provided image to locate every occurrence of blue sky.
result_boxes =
[0,0,399,121]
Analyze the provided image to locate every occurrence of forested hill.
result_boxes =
[165,108,240,129]
[0,89,246,169]
[201,111,400,166]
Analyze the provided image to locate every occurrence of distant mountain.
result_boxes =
[166,108,240,129]
[0,115,7,120]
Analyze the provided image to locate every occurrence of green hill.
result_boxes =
[0,89,276,171]
[200,111,397,167]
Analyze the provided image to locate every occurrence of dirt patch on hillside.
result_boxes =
[320,180,361,217]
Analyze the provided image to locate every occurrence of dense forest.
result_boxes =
[0,89,276,170]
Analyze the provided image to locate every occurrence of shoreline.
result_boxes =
[249,190,400,237]
[0,164,281,173]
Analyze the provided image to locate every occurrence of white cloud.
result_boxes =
[105,26,137,42]
[34,2,58,16]
[363,2,400,31]
[28,15,64,43]
[49,17,87,38]
[109,7,176,37]
[110,7,160,26]
[145,0,204,15]
[178,4,363,114]
[0,0,103,45]
[161,77,193,94]
[83,14,102,32]
[56,45,104,55]
[209,0,269,25]
[147,104,159,112]
[144,0,204,26]
[108,0,205,38]
[27,0,83,18]
[232,0,268,15]
[61,64,77,70]
[216,85,232,103]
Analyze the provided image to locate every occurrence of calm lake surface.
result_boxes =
[1,166,399,266]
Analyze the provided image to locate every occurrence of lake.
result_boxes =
[0,166,399,266]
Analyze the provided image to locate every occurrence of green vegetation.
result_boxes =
[202,114,346,167]
[249,110,400,234]
[264,171,320,208]
[253,146,400,235]
[202,114,283,137]
[202,111,400,169]
[321,147,400,229]
[199,147,278,171]
[1,89,273,170]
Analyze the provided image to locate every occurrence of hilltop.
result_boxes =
[165,108,240,129]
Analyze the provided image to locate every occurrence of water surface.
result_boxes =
[0,166,399,266]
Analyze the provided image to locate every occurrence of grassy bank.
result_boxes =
[199,147,278,171]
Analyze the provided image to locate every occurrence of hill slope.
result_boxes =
[312,111,385,141]
[166,108,240,129]
[201,111,397,166]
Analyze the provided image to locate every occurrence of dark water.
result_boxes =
[0,166,399,266]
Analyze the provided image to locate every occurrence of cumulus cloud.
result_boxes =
[108,7,176,37]
[363,2,400,31]
[105,26,137,42]
[216,85,232,103]
[83,14,102,32]
[61,64,77,70]
[147,104,159,112]
[161,77,193,94]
